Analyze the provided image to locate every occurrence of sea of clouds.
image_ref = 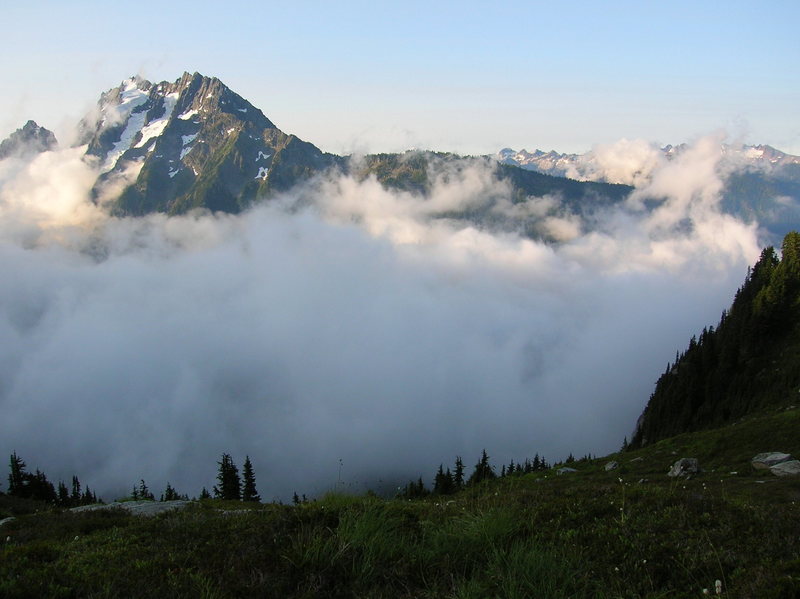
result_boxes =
[0,134,761,500]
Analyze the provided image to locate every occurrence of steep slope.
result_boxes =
[0,120,57,160]
[78,72,342,215]
[631,231,800,447]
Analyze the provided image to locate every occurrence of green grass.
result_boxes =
[1,408,799,598]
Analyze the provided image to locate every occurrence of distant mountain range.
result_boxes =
[3,72,800,241]
[497,144,800,181]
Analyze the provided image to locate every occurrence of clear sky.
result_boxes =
[2,0,799,155]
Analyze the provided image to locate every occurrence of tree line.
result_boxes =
[5,451,98,507]
[397,449,553,500]
[2,452,261,506]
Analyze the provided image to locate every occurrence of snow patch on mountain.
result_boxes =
[177,109,199,121]
[102,110,147,173]
[134,93,179,150]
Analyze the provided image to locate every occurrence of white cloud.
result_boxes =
[0,135,761,500]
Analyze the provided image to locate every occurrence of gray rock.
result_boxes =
[0,517,16,527]
[667,458,700,478]
[751,452,793,469]
[604,461,619,471]
[769,460,800,477]
[556,467,577,475]
[0,120,58,160]
[71,500,193,517]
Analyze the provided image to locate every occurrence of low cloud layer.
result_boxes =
[0,136,760,500]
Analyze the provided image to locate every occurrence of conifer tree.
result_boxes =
[163,482,179,501]
[199,487,211,500]
[467,450,496,486]
[71,476,82,504]
[433,464,455,495]
[241,456,260,502]
[214,453,241,500]
[453,456,465,489]
[8,452,27,496]
[136,479,154,500]
[57,481,70,506]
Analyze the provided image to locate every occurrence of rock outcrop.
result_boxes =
[667,458,700,478]
[751,452,793,469]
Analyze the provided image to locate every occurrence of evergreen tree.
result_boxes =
[163,482,180,501]
[214,453,241,501]
[433,464,455,495]
[199,487,211,500]
[467,450,496,486]
[241,456,260,502]
[8,452,27,497]
[398,477,428,499]
[57,481,70,506]
[453,456,465,489]
[506,459,515,476]
[71,476,82,504]
[82,486,97,505]
[138,479,154,501]
[30,469,57,503]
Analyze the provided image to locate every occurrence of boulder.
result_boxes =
[604,461,619,471]
[667,458,700,478]
[769,460,800,477]
[556,467,577,475]
[751,452,793,469]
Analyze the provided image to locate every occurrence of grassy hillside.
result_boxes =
[2,406,798,598]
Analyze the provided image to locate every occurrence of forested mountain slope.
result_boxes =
[631,231,800,447]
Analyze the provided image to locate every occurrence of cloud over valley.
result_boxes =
[0,137,762,500]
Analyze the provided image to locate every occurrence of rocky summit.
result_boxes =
[0,120,57,160]
[77,72,342,215]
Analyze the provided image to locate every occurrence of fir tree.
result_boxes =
[453,456,465,489]
[57,481,70,506]
[467,450,496,486]
[433,464,455,495]
[138,479,154,501]
[214,453,241,500]
[241,456,260,502]
[71,476,82,504]
[163,482,180,501]
[199,487,211,500]
[8,452,27,497]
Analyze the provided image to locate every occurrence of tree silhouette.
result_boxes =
[241,456,260,502]
[214,453,241,500]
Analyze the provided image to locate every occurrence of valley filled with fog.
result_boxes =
[0,134,763,500]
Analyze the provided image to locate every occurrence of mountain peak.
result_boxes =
[0,120,58,160]
[76,71,339,215]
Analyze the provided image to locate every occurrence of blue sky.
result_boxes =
[3,1,799,154]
